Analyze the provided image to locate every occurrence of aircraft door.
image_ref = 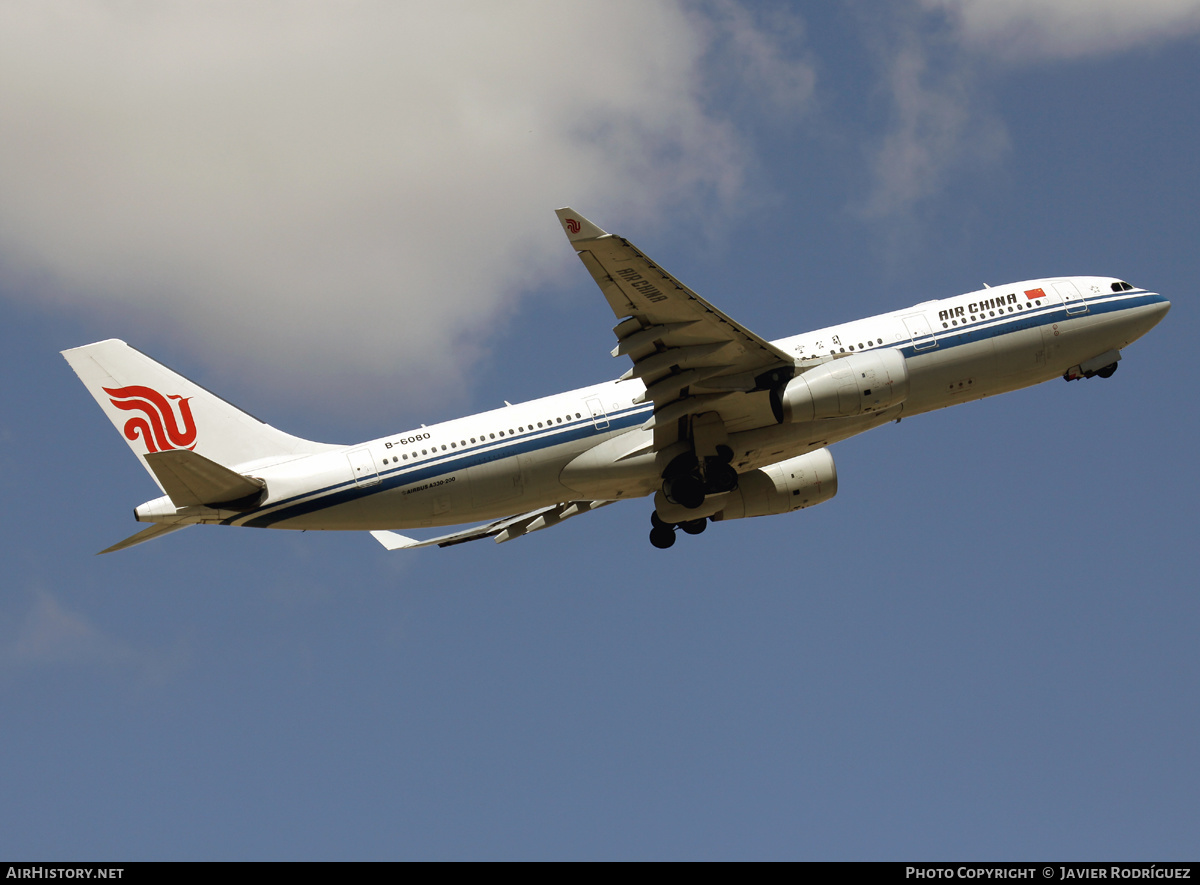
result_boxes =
[347,447,381,487]
[586,396,609,430]
[903,314,938,351]
[1054,280,1088,316]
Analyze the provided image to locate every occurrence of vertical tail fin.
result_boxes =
[63,340,336,491]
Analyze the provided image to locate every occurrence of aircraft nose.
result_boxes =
[1134,294,1171,339]
[1146,296,1171,326]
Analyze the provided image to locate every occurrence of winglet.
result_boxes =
[555,208,608,244]
[370,530,420,551]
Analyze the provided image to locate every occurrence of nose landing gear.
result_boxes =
[1064,349,1121,381]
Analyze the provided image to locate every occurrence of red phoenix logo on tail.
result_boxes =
[565,218,581,234]
[104,385,198,453]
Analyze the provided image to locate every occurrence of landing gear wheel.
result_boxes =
[679,518,707,535]
[649,525,677,549]
[664,473,706,509]
[704,461,738,494]
[1097,363,1118,379]
[650,511,672,530]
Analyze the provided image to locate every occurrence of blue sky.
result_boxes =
[1,1,1197,860]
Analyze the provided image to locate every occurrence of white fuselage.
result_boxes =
[135,276,1170,533]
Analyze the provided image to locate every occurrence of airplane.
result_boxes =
[63,208,1170,553]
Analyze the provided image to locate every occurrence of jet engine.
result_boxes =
[711,448,837,522]
[774,349,909,423]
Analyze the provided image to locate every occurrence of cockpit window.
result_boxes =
[1112,281,1134,292]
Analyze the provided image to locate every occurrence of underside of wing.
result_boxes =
[555,208,797,452]
[370,499,615,550]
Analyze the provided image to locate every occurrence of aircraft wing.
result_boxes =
[370,499,614,550]
[555,208,796,447]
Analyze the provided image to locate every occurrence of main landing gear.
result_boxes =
[649,511,708,549]
[661,447,737,508]
[650,446,735,548]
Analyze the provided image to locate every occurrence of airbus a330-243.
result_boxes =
[64,209,1170,553]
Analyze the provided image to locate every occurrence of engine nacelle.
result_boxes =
[775,348,909,423]
[711,448,837,522]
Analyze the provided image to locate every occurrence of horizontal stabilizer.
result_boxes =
[144,449,266,509]
[100,522,190,555]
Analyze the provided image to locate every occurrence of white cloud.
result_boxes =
[0,587,185,688]
[0,1,813,405]
[4,589,133,669]
[857,0,1200,216]
[858,17,1008,218]
[922,0,1200,58]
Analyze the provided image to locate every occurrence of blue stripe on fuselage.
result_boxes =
[231,404,653,528]
[230,290,1163,529]
[892,291,1163,359]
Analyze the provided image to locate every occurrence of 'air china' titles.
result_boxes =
[939,293,1018,322]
